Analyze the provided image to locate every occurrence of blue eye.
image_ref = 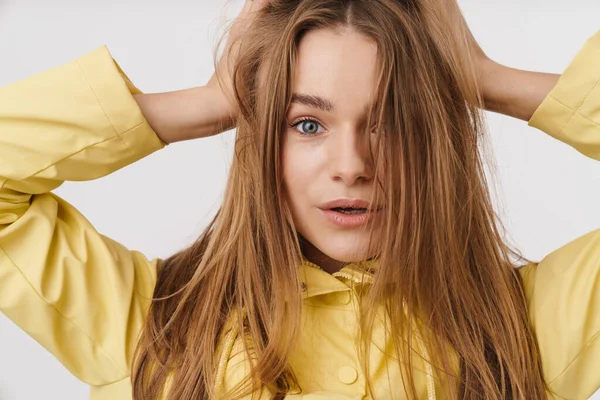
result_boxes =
[291,118,323,136]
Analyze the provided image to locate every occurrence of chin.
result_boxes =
[298,228,381,267]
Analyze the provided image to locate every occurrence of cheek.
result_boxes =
[282,146,306,205]
[282,139,322,212]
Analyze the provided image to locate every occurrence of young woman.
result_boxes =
[1,0,599,399]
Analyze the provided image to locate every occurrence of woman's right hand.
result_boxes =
[135,0,270,144]
[207,0,270,121]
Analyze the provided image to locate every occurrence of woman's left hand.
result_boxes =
[449,0,559,120]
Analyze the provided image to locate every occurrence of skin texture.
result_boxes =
[133,0,559,145]
[132,2,562,397]
[282,28,382,273]
[133,1,560,274]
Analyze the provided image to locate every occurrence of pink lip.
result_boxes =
[320,208,381,228]
[318,198,383,228]
[320,198,381,210]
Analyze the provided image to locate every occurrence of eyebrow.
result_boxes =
[291,93,335,112]
[290,93,381,116]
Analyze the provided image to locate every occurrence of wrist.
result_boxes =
[479,60,560,121]
[135,85,236,144]
[479,59,509,113]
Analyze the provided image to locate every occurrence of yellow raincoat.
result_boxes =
[1,30,600,399]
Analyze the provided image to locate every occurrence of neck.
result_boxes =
[299,238,347,274]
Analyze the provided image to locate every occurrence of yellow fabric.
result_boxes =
[1,29,599,399]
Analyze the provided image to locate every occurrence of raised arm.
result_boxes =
[0,46,165,386]
[0,0,270,393]
[132,0,270,144]
[488,29,600,399]
[457,12,560,122]
[480,60,560,122]
[479,30,600,162]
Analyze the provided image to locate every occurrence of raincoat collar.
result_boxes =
[298,258,378,299]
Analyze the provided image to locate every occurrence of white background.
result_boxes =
[0,0,599,398]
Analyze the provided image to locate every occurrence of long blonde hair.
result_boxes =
[132,1,547,398]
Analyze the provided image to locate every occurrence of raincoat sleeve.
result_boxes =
[0,45,165,386]
[522,29,600,399]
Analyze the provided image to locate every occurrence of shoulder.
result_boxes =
[518,228,600,398]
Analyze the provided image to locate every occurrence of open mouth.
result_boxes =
[330,207,369,215]
[320,207,382,228]
[318,198,383,228]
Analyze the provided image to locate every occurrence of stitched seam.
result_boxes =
[0,242,128,380]
[549,93,600,132]
[554,75,600,138]
[574,76,600,115]
[75,59,130,151]
[548,329,600,385]
[25,123,145,181]
[93,375,131,388]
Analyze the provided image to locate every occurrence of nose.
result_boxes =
[327,127,374,186]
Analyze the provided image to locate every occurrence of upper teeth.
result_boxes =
[333,207,367,214]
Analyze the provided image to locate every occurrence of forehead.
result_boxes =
[292,27,379,114]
